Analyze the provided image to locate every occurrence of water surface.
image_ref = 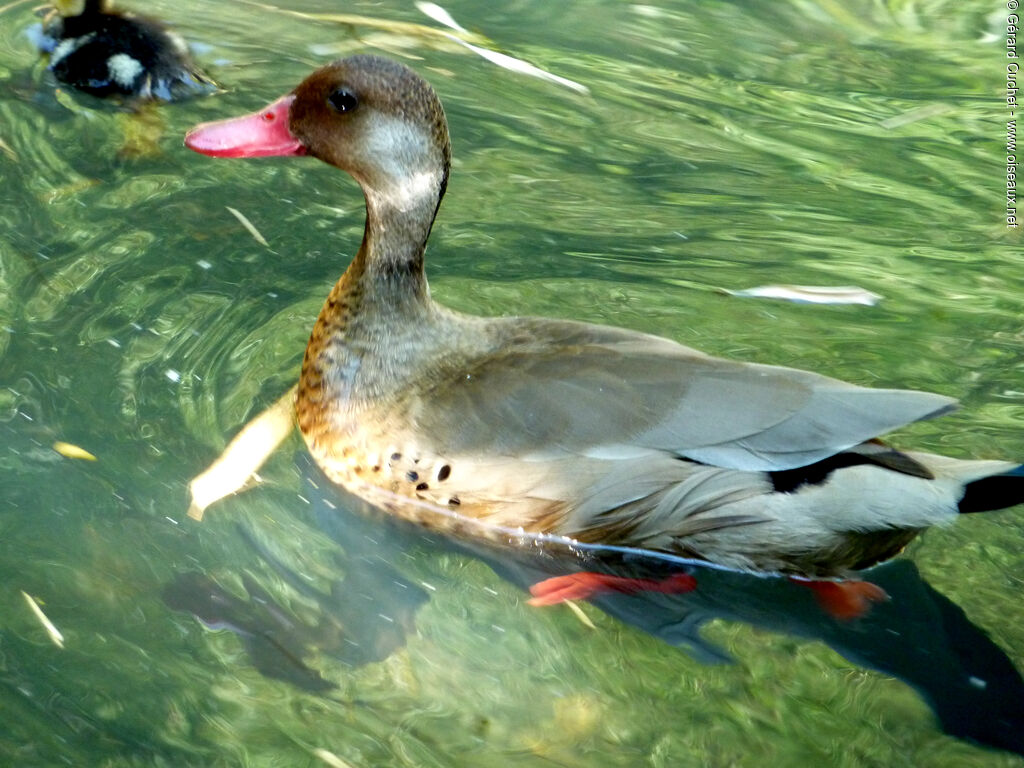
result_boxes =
[1,0,1023,765]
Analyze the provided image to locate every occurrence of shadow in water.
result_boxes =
[165,455,1024,756]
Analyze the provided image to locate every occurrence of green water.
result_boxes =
[2,0,1023,765]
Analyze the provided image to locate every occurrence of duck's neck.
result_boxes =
[298,172,446,423]
[324,109,450,321]
[328,172,448,332]
[346,183,440,307]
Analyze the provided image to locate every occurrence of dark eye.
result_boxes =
[328,88,358,114]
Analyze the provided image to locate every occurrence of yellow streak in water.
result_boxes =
[0,137,17,162]
[564,599,597,630]
[53,441,98,461]
[188,385,297,520]
[21,591,65,649]
[0,0,34,16]
[312,749,357,768]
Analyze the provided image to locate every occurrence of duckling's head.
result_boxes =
[53,0,111,18]
[186,56,452,212]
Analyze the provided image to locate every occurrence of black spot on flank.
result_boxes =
[416,482,429,491]
[406,470,419,482]
[448,497,460,506]
[437,464,451,481]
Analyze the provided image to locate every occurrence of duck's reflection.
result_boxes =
[166,456,1024,757]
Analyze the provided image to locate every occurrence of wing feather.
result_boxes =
[405,318,956,472]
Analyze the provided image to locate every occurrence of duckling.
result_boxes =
[38,0,214,101]
[184,55,1024,579]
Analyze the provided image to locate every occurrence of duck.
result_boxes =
[37,0,215,101]
[183,54,1024,580]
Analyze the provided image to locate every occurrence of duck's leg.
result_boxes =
[790,577,889,620]
[116,104,166,158]
[188,385,297,521]
[527,572,697,606]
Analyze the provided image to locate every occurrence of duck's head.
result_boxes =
[53,0,110,18]
[186,55,451,215]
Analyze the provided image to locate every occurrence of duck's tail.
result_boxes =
[958,464,1024,514]
[902,452,1024,515]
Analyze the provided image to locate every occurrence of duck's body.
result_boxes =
[39,0,213,101]
[186,56,1024,577]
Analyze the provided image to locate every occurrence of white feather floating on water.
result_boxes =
[312,748,358,768]
[22,591,64,649]
[416,3,588,95]
[564,599,597,629]
[726,285,882,306]
[443,34,589,94]
[878,103,952,130]
[226,206,269,248]
[415,2,468,33]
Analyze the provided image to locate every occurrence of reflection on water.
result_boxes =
[2,0,1023,765]
[163,455,1024,757]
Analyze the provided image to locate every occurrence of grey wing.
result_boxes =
[407,319,956,472]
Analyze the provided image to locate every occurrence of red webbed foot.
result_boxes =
[792,577,889,620]
[528,571,697,606]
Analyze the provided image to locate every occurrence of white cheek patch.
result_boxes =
[107,53,144,87]
[377,169,439,212]
[363,114,440,211]
[50,33,94,67]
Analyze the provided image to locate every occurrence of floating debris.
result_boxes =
[0,137,17,162]
[188,385,297,520]
[0,0,35,16]
[53,441,97,461]
[726,284,882,306]
[313,748,357,768]
[238,0,488,44]
[564,599,597,629]
[42,177,101,204]
[244,0,584,94]
[226,206,269,248]
[415,2,467,33]
[443,34,589,94]
[879,103,952,130]
[53,87,95,117]
[419,1,589,94]
[22,591,64,648]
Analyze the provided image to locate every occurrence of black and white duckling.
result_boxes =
[38,0,215,101]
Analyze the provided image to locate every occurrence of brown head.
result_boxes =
[185,55,451,220]
[54,0,112,17]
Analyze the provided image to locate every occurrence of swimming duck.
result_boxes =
[38,0,214,101]
[184,55,1024,579]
